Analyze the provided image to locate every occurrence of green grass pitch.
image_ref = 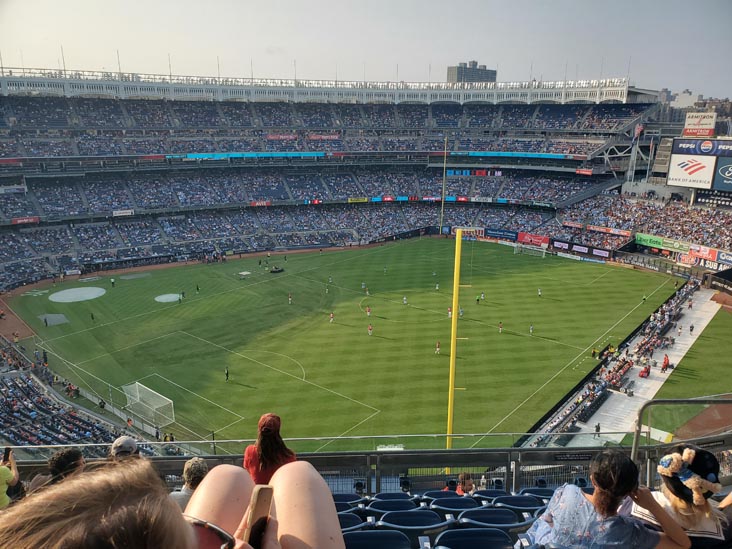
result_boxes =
[11,239,680,453]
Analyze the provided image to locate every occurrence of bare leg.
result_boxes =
[185,464,254,535]
[267,461,345,549]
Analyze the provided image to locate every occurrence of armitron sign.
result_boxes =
[682,112,717,137]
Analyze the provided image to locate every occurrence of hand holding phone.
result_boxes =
[2,447,10,463]
[242,485,273,549]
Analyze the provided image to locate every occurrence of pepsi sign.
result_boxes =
[673,138,732,157]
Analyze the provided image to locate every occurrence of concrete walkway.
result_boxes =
[565,288,721,447]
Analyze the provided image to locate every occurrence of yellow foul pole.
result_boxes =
[446,228,463,449]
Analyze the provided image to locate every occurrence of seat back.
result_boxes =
[429,496,480,519]
[376,509,453,548]
[420,489,463,503]
[343,529,411,549]
[332,493,368,505]
[338,512,367,533]
[492,495,545,513]
[472,489,509,505]
[457,507,536,537]
[335,501,355,513]
[373,492,415,501]
[519,487,555,501]
[357,498,418,520]
[434,527,513,549]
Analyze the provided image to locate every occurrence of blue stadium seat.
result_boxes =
[519,487,555,502]
[420,489,462,503]
[335,501,355,513]
[332,493,368,506]
[354,498,420,520]
[492,495,545,514]
[372,491,418,501]
[457,507,536,537]
[375,509,454,548]
[428,496,481,519]
[343,529,411,549]
[338,512,370,533]
[472,489,509,505]
[433,527,513,549]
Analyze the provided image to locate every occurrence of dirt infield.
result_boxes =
[0,297,36,340]
[674,396,732,439]
[712,291,732,313]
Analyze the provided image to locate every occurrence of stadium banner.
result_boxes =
[635,233,690,253]
[571,244,589,254]
[688,244,718,262]
[371,197,382,202]
[307,133,340,140]
[562,221,584,229]
[112,209,134,217]
[0,184,27,194]
[672,139,732,157]
[0,159,22,165]
[347,197,368,203]
[484,228,518,241]
[64,268,82,276]
[713,157,732,192]
[444,196,456,202]
[266,133,298,140]
[592,248,611,258]
[457,196,469,202]
[383,195,395,202]
[557,252,582,261]
[11,216,40,225]
[421,196,440,202]
[249,200,271,207]
[532,201,552,208]
[396,196,409,202]
[470,197,493,203]
[682,112,717,137]
[587,225,632,237]
[667,154,716,189]
[518,232,549,247]
[717,251,732,266]
[451,226,484,239]
[552,239,570,251]
[575,168,593,175]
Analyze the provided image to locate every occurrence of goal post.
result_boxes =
[121,382,175,427]
[514,243,547,258]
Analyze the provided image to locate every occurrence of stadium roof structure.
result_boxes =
[0,67,636,105]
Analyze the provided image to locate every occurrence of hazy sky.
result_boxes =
[1,0,730,98]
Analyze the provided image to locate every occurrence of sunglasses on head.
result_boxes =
[183,515,235,549]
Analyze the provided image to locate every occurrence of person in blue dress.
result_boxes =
[524,449,690,548]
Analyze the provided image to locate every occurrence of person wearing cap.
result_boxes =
[110,435,140,460]
[243,413,295,484]
[170,457,209,510]
[621,444,731,548]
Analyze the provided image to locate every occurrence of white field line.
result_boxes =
[40,245,392,345]
[469,278,671,448]
[150,372,246,421]
[179,331,379,413]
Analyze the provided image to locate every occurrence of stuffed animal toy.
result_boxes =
[657,447,722,506]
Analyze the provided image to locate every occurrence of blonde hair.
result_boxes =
[0,458,194,549]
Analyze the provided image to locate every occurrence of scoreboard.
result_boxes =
[668,138,732,191]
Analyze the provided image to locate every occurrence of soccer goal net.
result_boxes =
[121,382,175,427]
[514,244,547,258]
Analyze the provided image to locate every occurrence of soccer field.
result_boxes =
[11,239,677,453]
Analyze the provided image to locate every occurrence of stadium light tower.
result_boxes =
[446,229,463,449]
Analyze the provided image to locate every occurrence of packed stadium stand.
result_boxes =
[0,72,731,549]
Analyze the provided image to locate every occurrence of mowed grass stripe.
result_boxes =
[12,240,679,449]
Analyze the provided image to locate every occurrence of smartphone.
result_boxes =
[2,447,10,462]
[243,484,273,549]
